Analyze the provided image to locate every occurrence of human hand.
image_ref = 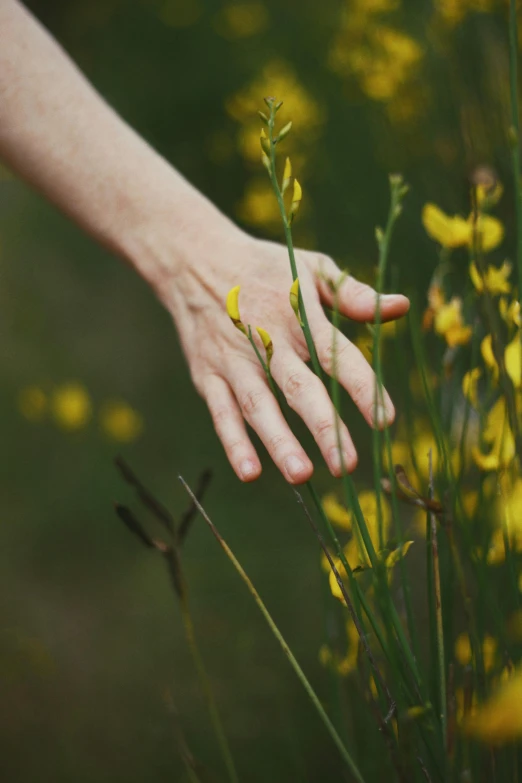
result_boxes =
[164,228,409,484]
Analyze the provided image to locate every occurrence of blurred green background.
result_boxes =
[0,1,517,780]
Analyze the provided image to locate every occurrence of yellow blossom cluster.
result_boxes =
[434,0,499,28]
[17,382,143,443]
[328,0,425,124]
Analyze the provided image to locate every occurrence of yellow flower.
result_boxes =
[236,177,282,230]
[17,385,47,422]
[422,203,471,248]
[462,367,481,409]
[51,383,91,431]
[100,401,143,443]
[255,327,273,365]
[505,333,522,388]
[500,298,521,328]
[472,397,515,471]
[322,493,351,530]
[290,178,302,219]
[471,213,504,253]
[422,203,503,252]
[455,633,497,672]
[226,285,246,334]
[481,334,499,380]
[434,298,472,347]
[282,156,292,194]
[463,666,522,744]
[469,261,512,296]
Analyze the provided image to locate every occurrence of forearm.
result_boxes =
[0,1,239,299]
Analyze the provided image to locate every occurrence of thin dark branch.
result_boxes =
[114,503,167,551]
[114,455,175,533]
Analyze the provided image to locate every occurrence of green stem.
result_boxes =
[509,0,522,292]
[180,477,366,783]
[178,587,240,783]
[266,105,323,379]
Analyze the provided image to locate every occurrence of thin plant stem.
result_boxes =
[179,477,367,783]
[178,586,240,783]
[428,451,447,757]
[265,102,323,379]
[509,0,522,291]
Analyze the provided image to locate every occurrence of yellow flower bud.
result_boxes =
[261,151,271,175]
[275,120,292,143]
[289,277,303,325]
[290,178,302,220]
[226,285,246,334]
[256,326,273,365]
[260,127,270,155]
[282,157,292,194]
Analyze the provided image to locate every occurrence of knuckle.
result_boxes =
[314,416,334,440]
[268,432,289,455]
[350,373,372,407]
[320,334,348,374]
[211,406,232,434]
[240,388,267,417]
[283,370,314,402]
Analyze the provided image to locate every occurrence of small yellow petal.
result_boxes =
[462,367,481,408]
[464,666,522,744]
[255,326,273,364]
[51,383,92,431]
[290,178,302,219]
[469,262,483,293]
[505,333,522,388]
[289,277,303,325]
[226,285,246,334]
[481,334,499,379]
[385,540,414,569]
[322,493,351,530]
[282,156,292,194]
[470,214,504,253]
[422,203,471,248]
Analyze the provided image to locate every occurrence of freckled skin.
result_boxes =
[0,1,409,484]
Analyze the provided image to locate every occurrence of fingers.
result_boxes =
[227,367,313,485]
[270,349,358,476]
[313,322,395,429]
[204,375,262,482]
[313,255,410,323]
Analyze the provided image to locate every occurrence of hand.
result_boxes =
[164,229,409,484]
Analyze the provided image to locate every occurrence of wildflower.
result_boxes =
[281,156,292,194]
[289,278,303,325]
[463,667,522,744]
[422,204,471,248]
[100,400,143,443]
[51,383,91,431]
[505,332,522,388]
[499,298,521,328]
[481,334,499,380]
[469,261,512,296]
[455,632,497,673]
[322,493,351,530]
[255,327,273,366]
[472,397,515,471]
[290,178,302,220]
[226,285,246,334]
[462,367,481,408]
[433,298,472,347]
[17,385,47,422]
[422,203,503,252]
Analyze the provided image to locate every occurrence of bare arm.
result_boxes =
[0,0,409,483]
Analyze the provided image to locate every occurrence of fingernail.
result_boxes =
[329,446,350,474]
[375,403,393,429]
[285,455,307,480]
[239,459,257,480]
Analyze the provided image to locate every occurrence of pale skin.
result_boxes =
[0,1,410,484]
